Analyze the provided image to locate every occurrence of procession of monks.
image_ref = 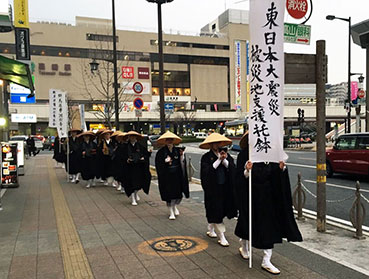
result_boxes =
[53,129,302,275]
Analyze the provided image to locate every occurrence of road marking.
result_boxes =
[304,179,369,193]
[287,162,316,169]
[0,189,6,198]
[47,158,93,279]
[286,150,315,154]
[298,157,316,161]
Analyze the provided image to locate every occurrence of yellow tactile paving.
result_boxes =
[47,159,94,279]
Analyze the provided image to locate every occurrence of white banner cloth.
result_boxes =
[249,0,288,163]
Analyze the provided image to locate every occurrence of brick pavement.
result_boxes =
[0,155,365,279]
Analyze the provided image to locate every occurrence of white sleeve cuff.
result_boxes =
[212,158,222,169]
[222,159,229,168]
[244,169,249,178]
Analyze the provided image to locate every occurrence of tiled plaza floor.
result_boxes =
[0,155,367,279]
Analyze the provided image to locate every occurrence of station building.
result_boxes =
[1,9,253,134]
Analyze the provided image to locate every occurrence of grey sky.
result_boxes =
[9,0,369,84]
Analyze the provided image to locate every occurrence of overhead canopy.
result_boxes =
[0,55,34,94]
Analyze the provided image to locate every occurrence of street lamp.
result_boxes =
[146,0,174,134]
[326,15,352,133]
[89,59,99,73]
[89,0,120,131]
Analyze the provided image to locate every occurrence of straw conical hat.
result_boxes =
[95,129,106,136]
[101,129,113,135]
[111,131,121,137]
[78,131,95,138]
[199,133,232,149]
[125,131,143,139]
[157,131,182,145]
[239,131,249,150]
[115,131,127,139]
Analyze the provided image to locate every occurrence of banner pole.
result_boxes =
[249,166,252,268]
[66,137,70,182]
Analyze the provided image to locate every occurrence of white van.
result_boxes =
[195,132,207,139]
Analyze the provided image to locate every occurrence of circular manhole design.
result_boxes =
[151,238,196,252]
[138,236,208,257]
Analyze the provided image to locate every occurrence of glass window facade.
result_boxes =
[150,40,229,50]
[86,33,119,42]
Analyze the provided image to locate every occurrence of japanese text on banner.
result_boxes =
[249,0,288,163]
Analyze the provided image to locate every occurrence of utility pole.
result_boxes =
[112,0,120,130]
[316,40,327,232]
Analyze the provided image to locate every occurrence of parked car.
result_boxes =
[10,135,27,142]
[194,132,207,139]
[148,135,161,150]
[43,137,55,150]
[326,133,369,178]
[33,138,43,152]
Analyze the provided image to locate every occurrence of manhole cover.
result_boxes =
[138,236,208,257]
[151,238,197,252]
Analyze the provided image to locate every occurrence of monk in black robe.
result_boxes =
[234,132,302,275]
[122,131,151,206]
[112,131,126,192]
[155,131,189,220]
[53,136,66,167]
[68,129,81,183]
[79,131,97,188]
[200,133,237,247]
[98,130,115,185]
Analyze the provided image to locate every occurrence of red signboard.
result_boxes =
[122,66,134,79]
[358,90,365,99]
[286,0,308,19]
[138,67,150,79]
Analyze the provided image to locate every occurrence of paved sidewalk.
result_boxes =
[0,154,367,279]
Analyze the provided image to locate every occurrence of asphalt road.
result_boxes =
[150,143,369,227]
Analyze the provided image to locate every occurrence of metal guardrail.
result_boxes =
[293,173,367,239]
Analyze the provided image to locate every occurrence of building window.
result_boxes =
[150,39,229,50]
[86,33,119,42]
[151,70,190,89]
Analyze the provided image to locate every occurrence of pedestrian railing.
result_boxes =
[187,156,197,182]
[293,173,367,239]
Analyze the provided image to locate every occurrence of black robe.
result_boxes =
[112,142,126,182]
[200,150,237,224]
[67,137,80,175]
[122,142,151,197]
[80,140,97,180]
[155,146,189,202]
[234,149,303,249]
[53,137,66,163]
[98,139,115,180]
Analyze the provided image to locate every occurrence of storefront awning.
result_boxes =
[0,55,34,95]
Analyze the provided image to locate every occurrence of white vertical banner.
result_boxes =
[235,40,242,110]
[48,90,57,127]
[249,0,288,163]
[79,104,87,131]
[52,89,68,138]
